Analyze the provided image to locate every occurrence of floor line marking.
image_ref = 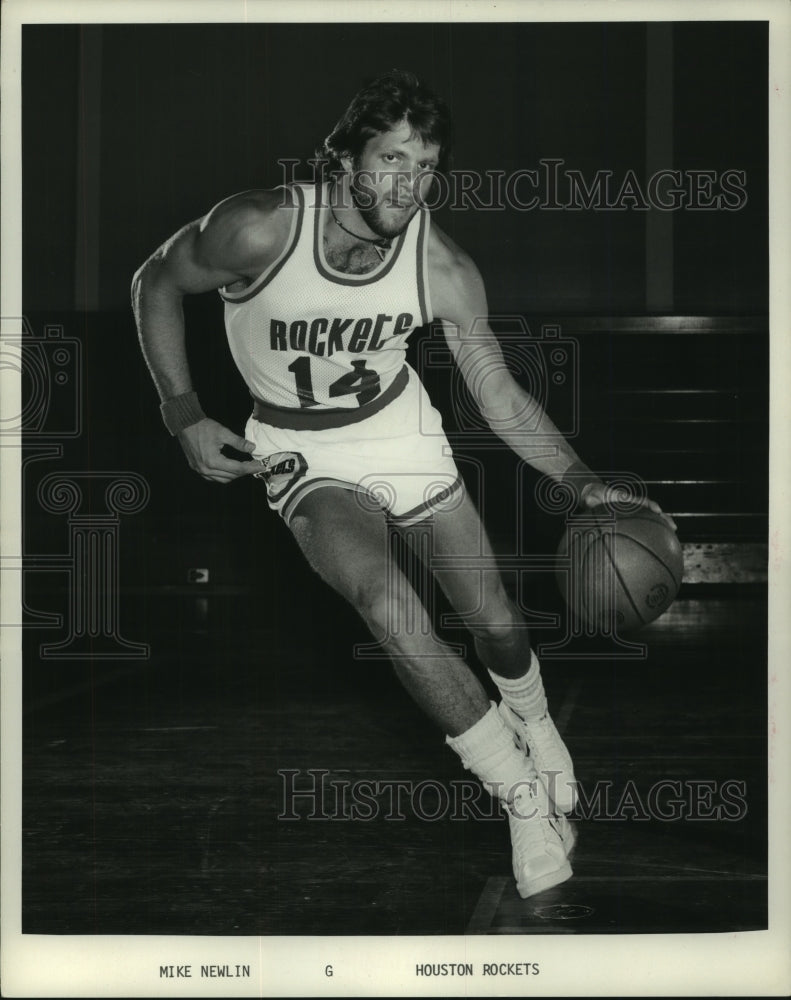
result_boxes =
[554,675,582,736]
[466,877,507,933]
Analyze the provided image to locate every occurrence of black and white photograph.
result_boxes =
[1,0,789,995]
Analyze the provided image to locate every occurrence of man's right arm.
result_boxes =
[131,192,286,483]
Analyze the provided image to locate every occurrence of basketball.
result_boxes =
[556,506,684,632]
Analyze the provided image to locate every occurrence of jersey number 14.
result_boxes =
[287,357,381,409]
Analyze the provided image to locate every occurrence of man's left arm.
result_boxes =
[429,232,675,525]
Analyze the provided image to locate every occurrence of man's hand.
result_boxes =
[581,482,678,533]
[176,418,261,484]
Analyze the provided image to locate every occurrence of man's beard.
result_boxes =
[349,173,419,241]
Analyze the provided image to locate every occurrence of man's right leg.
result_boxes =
[288,485,490,736]
[419,487,578,814]
[287,485,575,897]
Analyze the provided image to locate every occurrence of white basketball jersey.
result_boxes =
[221,182,432,425]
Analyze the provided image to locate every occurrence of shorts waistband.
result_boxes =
[251,365,409,430]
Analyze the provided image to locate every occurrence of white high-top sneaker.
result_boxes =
[505,761,577,899]
[499,701,578,815]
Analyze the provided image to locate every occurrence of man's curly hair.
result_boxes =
[315,69,452,176]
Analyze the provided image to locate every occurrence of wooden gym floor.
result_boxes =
[21,573,768,938]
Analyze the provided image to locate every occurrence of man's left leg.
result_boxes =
[402,487,577,814]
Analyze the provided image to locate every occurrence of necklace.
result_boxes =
[329,206,391,261]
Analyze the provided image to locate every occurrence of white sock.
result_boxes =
[488,650,548,721]
[445,702,532,802]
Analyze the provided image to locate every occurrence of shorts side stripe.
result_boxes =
[387,475,464,527]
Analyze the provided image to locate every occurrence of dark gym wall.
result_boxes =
[673,23,768,312]
[22,21,767,317]
[22,24,79,313]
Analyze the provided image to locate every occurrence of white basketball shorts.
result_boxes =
[244,366,463,527]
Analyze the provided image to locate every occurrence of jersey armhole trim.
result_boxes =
[417,207,432,326]
[218,185,304,304]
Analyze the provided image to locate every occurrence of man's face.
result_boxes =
[345,120,440,239]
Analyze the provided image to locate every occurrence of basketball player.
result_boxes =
[132,70,672,900]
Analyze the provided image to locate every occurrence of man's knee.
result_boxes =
[354,576,431,646]
[462,586,524,644]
